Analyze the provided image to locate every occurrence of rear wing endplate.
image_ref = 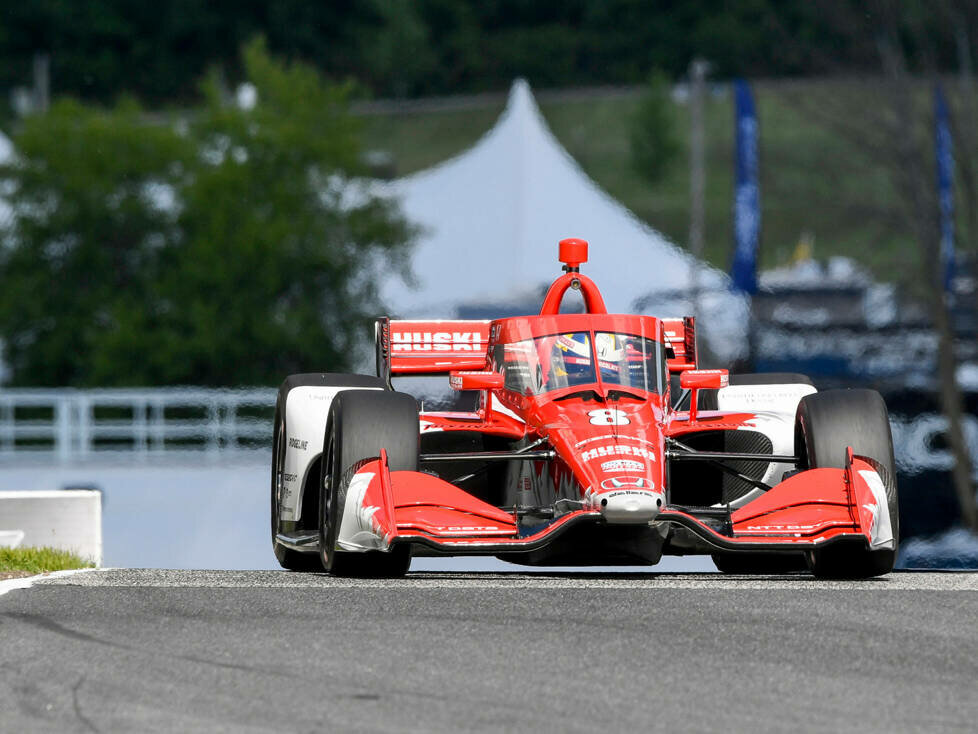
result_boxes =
[661,316,697,373]
[376,317,491,386]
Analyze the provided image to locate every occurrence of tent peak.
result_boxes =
[503,78,542,124]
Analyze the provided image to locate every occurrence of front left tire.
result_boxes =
[319,389,419,577]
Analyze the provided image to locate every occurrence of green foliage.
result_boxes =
[362,0,437,98]
[629,71,681,186]
[0,546,94,573]
[0,1,970,103]
[0,97,192,385]
[0,38,414,386]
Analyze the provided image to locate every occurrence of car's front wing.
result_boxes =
[333,449,894,559]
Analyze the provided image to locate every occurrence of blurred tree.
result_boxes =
[415,0,483,93]
[0,1,967,104]
[361,0,437,97]
[0,97,192,385]
[782,0,978,531]
[628,71,681,186]
[0,38,415,386]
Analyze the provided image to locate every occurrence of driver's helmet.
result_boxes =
[552,332,593,384]
[594,333,625,378]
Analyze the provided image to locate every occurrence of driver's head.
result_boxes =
[553,332,592,383]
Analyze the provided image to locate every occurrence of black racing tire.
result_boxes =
[697,373,813,411]
[319,389,418,577]
[711,552,808,575]
[794,389,900,579]
[271,373,386,571]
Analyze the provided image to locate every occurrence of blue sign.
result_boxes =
[731,79,760,294]
[935,85,955,292]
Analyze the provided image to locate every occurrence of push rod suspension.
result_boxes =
[420,450,556,463]
[665,450,798,463]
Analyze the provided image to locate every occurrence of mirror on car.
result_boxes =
[679,369,729,390]
[449,370,504,391]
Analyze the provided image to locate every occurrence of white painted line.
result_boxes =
[0,567,99,597]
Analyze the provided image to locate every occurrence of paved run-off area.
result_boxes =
[1,570,976,733]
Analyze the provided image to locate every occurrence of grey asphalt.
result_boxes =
[1,570,976,733]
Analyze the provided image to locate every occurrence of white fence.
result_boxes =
[0,388,276,463]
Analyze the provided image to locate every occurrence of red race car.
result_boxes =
[271,239,898,578]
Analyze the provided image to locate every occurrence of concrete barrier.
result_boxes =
[0,490,102,565]
[0,530,25,548]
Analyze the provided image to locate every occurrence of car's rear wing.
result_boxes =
[375,317,492,385]
[661,316,697,373]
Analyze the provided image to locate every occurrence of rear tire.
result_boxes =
[319,390,418,577]
[795,389,899,578]
[271,413,321,571]
[271,373,385,571]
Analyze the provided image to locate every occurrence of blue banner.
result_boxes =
[935,85,955,292]
[731,79,760,294]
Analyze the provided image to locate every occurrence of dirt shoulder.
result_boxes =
[0,570,33,581]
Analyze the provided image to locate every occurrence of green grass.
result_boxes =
[0,546,94,574]
[360,79,935,294]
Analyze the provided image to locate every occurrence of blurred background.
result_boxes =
[0,0,975,570]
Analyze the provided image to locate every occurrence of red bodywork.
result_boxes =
[347,451,887,557]
[354,245,892,565]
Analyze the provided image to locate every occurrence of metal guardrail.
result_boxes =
[0,388,277,463]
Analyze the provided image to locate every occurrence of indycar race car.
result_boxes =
[271,238,899,578]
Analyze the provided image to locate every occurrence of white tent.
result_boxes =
[377,80,747,361]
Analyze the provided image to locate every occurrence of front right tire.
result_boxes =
[795,388,900,578]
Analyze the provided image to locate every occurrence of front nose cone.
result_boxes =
[597,489,664,524]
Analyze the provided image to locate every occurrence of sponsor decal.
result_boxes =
[282,472,297,484]
[588,408,630,426]
[574,434,655,448]
[744,523,821,532]
[391,331,485,352]
[601,459,645,473]
[581,444,656,463]
[603,489,656,499]
[600,476,652,490]
[288,437,308,450]
[419,420,442,434]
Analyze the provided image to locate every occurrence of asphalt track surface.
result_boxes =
[1,570,977,733]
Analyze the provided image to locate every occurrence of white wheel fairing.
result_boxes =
[335,471,389,552]
[858,468,895,550]
[279,385,382,522]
